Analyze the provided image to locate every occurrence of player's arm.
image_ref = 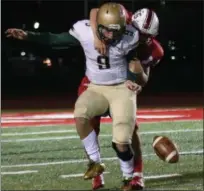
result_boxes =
[128,39,164,85]
[5,28,80,47]
[89,8,106,55]
[26,31,80,47]
[141,39,164,67]
[126,47,150,86]
[128,58,150,86]
[90,8,99,39]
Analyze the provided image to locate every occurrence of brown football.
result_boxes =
[152,136,179,163]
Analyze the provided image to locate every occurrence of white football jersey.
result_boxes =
[69,20,139,85]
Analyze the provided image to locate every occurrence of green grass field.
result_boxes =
[1,121,203,190]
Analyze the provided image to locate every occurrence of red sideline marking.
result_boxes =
[1,108,203,128]
[1,108,199,117]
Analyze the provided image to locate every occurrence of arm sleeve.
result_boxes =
[26,31,80,47]
[68,21,85,42]
[69,20,91,43]
[142,39,164,66]
[151,39,164,60]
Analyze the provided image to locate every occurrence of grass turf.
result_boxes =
[1,121,203,190]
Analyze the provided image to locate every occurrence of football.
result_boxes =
[152,136,179,163]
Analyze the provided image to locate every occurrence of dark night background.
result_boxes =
[1,0,203,110]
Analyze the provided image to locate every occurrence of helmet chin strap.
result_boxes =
[96,29,107,45]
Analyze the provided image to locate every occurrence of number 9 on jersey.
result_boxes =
[97,55,110,70]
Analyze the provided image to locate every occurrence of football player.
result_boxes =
[78,6,164,190]
[71,4,143,191]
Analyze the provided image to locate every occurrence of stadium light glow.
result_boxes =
[43,58,52,67]
[21,51,26,56]
[34,22,40,29]
[171,56,176,60]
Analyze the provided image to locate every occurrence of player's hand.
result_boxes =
[125,80,142,94]
[94,36,106,55]
[5,28,28,40]
[136,85,142,94]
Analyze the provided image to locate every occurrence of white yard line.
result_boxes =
[1,129,203,142]
[60,172,181,179]
[145,173,182,180]
[60,171,110,178]
[2,124,66,128]
[1,157,115,168]
[1,170,38,175]
[136,119,203,124]
[2,130,76,136]
[2,128,202,137]
[1,135,109,142]
[1,150,203,168]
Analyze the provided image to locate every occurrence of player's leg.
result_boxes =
[77,77,105,189]
[83,116,101,159]
[132,123,143,175]
[91,112,110,190]
[89,116,105,190]
[131,123,144,189]
[78,76,102,146]
[107,83,137,191]
[107,105,144,190]
[74,88,109,179]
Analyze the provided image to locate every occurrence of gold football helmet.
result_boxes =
[96,3,126,44]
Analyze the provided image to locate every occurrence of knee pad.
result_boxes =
[112,142,133,161]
